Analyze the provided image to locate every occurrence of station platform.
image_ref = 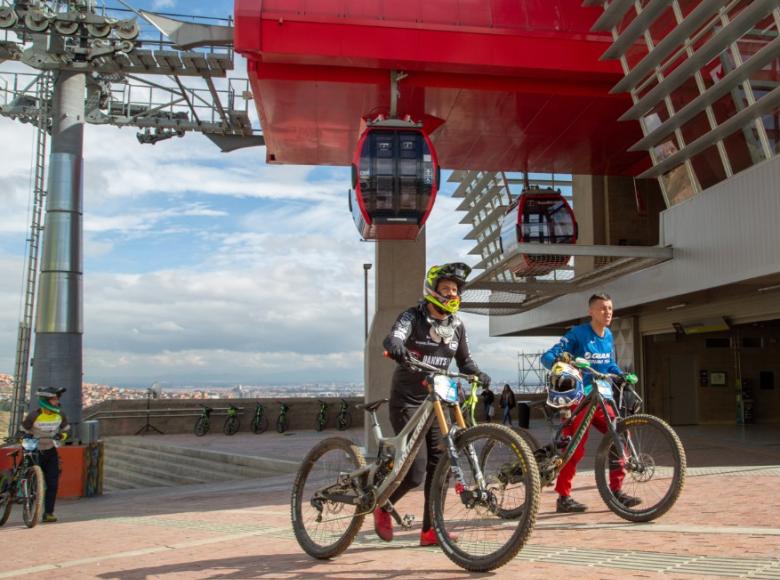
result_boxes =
[1,423,779,579]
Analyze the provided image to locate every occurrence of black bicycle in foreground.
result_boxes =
[0,436,45,528]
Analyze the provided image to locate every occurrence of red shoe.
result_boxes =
[373,508,393,542]
[420,528,457,546]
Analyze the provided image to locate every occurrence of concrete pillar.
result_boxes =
[31,71,85,427]
[364,231,426,452]
[572,174,606,276]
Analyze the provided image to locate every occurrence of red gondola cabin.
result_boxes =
[349,119,439,240]
[500,187,578,277]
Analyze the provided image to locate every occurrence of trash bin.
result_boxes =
[516,403,531,429]
[79,420,100,444]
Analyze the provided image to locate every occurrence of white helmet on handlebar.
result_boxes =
[546,362,584,408]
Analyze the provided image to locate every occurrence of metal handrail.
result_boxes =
[83,406,245,421]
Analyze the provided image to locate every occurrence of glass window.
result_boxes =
[762,106,780,155]
[723,122,768,173]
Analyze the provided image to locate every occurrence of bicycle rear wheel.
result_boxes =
[291,437,366,559]
[478,427,542,519]
[22,465,44,528]
[224,416,240,436]
[595,413,686,522]
[0,470,12,526]
[315,415,326,432]
[251,415,269,434]
[277,415,288,433]
[430,424,540,572]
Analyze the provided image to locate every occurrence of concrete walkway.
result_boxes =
[1,424,778,579]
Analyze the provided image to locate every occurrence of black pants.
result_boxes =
[387,403,443,532]
[37,447,60,515]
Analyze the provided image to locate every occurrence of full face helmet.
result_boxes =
[546,362,584,408]
[423,262,472,314]
[37,386,66,413]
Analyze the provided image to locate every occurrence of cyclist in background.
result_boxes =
[21,386,70,523]
[541,293,640,513]
[379,262,491,546]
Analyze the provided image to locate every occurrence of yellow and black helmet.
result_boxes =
[423,262,471,314]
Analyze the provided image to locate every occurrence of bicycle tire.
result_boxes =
[337,412,352,431]
[0,470,12,526]
[277,415,288,433]
[430,424,540,572]
[251,414,269,434]
[291,437,366,559]
[224,416,240,436]
[477,427,543,519]
[315,415,326,432]
[194,417,209,437]
[22,465,44,528]
[594,413,686,523]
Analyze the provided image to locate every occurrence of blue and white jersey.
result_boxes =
[541,322,622,394]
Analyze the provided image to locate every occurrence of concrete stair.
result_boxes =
[102,437,298,492]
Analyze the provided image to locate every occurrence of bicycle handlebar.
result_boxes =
[383,351,481,384]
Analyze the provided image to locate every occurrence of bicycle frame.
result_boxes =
[539,372,632,484]
[313,375,482,519]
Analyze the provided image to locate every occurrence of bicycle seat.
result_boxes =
[356,398,389,413]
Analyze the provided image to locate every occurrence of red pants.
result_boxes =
[554,402,624,497]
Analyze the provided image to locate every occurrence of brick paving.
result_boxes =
[0,424,778,579]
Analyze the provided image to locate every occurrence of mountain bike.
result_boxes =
[481,357,686,523]
[223,404,240,436]
[336,399,352,431]
[0,436,45,528]
[251,402,269,434]
[194,405,212,437]
[315,400,328,432]
[277,402,290,433]
[291,355,540,572]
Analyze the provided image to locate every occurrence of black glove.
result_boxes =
[477,372,491,389]
[387,342,408,363]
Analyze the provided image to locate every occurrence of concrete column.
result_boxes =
[572,174,606,276]
[31,71,85,427]
[364,231,426,452]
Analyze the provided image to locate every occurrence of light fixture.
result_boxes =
[757,284,780,293]
[665,303,687,311]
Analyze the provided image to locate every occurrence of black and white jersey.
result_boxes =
[383,302,481,405]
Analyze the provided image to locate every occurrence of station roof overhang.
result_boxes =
[488,272,780,338]
[233,0,649,174]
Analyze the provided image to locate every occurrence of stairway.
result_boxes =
[102,437,299,491]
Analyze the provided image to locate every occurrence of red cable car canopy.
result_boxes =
[349,119,440,240]
[500,187,578,277]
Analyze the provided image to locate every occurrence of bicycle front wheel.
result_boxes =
[430,424,540,572]
[595,413,686,522]
[194,417,209,437]
[277,415,288,433]
[291,437,366,559]
[224,416,240,436]
[315,415,326,432]
[337,412,352,431]
[0,470,12,526]
[22,465,44,528]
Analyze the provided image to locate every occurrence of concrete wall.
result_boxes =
[85,397,364,437]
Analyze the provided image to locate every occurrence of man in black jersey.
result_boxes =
[376,262,491,546]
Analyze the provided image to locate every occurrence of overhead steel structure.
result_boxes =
[1,0,263,438]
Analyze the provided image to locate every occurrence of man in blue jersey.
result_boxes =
[541,293,641,513]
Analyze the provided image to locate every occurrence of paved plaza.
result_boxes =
[1,424,779,579]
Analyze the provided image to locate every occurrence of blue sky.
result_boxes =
[0,0,552,387]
